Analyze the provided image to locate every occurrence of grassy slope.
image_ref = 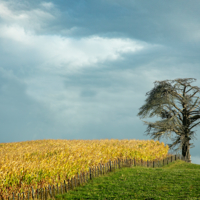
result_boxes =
[52,159,200,200]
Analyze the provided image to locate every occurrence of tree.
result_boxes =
[137,78,200,163]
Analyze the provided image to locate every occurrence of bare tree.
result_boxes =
[137,78,200,163]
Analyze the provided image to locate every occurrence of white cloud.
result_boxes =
[40,2,54,9]
[0,1,55,34]
[37,36,146,73]
[0,25,33,45]
[0,1,150,74]
[0,23,148,73]
[0,2,28,21]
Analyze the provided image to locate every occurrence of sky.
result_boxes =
[0,0,200,164]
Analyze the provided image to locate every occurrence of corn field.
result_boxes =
[0,139,171,199]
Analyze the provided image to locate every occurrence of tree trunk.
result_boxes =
[182,138,191,163]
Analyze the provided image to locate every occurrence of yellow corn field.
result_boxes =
[0,138,172,199]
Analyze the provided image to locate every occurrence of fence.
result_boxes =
[5,154,189,200]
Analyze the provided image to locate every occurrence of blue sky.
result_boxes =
[0,0,200,164]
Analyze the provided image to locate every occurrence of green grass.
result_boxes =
[51,158,200,200]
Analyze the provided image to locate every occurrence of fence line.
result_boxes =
[5,154,189,200]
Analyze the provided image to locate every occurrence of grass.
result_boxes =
[50,156,200,200]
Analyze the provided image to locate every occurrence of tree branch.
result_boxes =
[189,121,200,131]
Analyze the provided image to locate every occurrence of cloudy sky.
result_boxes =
[0,0,200,164]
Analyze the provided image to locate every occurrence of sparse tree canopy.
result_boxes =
[137,78,200,162]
